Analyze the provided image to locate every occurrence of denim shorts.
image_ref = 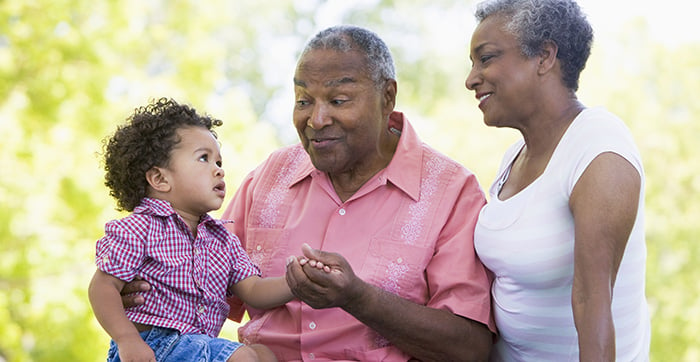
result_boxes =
[106,326,243,362]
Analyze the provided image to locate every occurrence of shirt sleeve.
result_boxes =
[95,216,147,282]
[566,111,643,195]
[228,233,262,291]
[425,168,497,333]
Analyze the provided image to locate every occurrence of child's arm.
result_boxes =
[230,275,295,310]
[88,269,155,362]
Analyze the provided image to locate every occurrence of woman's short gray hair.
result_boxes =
[300,25,396,87]
[475,0,593,91]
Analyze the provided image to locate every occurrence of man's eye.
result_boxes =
[480,55,494,63]
[296,100,309,107]
[331,99,347,105]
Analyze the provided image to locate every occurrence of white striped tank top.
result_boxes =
[475,107,650,361]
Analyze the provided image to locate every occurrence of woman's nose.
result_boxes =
[465,65,481,90]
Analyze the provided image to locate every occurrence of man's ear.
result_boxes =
[382,78,397,116]
[537,40,559,75]
[146,167,171,193]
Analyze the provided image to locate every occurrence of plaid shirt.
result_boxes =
[96,197,260,337]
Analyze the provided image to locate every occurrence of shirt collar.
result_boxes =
[133,197,230,227]
[289,148,316,187]
[287,111,423,201]
[382,111,422,201]
[134,197,178,217]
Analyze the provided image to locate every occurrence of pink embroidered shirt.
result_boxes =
[95,197,260,337]
[223,112,495,361]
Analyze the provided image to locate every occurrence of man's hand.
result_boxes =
[120,277,151,308]
[286,244,493,361]
[285,243,364,309]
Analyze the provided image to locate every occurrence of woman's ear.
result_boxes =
[146,167,171,193]
[537,40,559,75]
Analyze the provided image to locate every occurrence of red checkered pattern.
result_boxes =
[96,197,260,337]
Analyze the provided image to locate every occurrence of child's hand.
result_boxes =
[299,257,331,273]
[118,335,156,362]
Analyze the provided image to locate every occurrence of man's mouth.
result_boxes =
[309,135,339,148]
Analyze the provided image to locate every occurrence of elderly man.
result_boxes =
[123,25,495,361]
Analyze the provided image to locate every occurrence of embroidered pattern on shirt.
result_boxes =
[257,147,306,229]
[238,316,265,345]
[380,261,410,295]
[248,249,265,270]
[372,332,392,349]
[400,155,447,245]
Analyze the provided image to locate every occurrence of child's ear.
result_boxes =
[146,167,171,193]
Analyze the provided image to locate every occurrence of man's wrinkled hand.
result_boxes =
[285,243,363,309]
[120,276,150,308]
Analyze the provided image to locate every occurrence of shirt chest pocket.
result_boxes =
[244,228,290,277]
[362,238,433,301]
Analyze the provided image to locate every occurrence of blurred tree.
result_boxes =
[578,18,700,361]
[0,0,282,360]
[0,1,120,359]
[626,32,700,362]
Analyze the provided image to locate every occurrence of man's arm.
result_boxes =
[287,244,493,362]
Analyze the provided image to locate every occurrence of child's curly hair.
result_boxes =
[102,97,223,212]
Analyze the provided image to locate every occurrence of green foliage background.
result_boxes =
[1,0,697,361]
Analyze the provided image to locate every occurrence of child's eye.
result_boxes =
[198,154,208,162]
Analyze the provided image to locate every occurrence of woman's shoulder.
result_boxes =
[573,107,632,136]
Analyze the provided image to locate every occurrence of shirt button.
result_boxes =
[338,208,346,216]
[309,353,315,360]
[397,257,403,264]
[256,245,262,251]
[309,321,316,330]
[198,305,206,314]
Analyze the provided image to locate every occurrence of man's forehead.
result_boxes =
[293,75,361,89]
[294,52,370,88]
[298,48,367,68]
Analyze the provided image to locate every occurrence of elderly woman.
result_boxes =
[466,0,651,360]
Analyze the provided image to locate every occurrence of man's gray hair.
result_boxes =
[300,25,396,87]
